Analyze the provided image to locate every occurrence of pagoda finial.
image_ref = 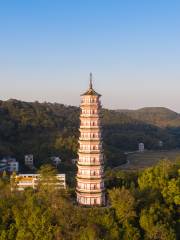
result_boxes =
[89,72,93,89]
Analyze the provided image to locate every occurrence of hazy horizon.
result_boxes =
[0,1,180,112]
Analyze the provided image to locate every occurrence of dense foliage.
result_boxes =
[0,160,179,240]
[0,100,180,169]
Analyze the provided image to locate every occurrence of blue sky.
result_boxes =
[0,0,180,111]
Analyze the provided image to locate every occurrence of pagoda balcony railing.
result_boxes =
[76,173,104,179]
[76,187,105,193]
[81,105,101,108]
[77,161,104,166]
[78,149,102,154]
[77,161,103,166]
[79,144,102,149]
[79,137,102,141]
[80,102,102,106]
[80,113,102,117]
[80,125,101,129]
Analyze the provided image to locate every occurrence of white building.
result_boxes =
[12,173,66,191]
[25,155,34,167]
[0,157,19,173]
[158,140,163,148]
[138,143,145,152]
[9,161,19,172]
[51,156,61,167]
[0,163,7,172]
[72,158,78,164]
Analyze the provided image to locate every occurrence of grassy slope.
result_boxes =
[118,150,180,170]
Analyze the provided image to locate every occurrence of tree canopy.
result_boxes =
[0,160,179,239]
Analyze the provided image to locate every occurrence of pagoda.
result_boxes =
[76,73,105,206]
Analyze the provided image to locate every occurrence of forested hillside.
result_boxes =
[0,100,180,168]
[117,107,180,127]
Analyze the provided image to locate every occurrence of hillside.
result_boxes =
[0,100,180,168]
[117,107,180,127]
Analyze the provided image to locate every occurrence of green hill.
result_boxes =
[117,107,180,127]
[0,100,180,168]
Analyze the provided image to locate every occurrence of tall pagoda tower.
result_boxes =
[76,73,105,206]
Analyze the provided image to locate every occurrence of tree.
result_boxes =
[109,187,136,224]
[138,160,175,191]
[162,178,180,205]
[139,202,176,240]
[37,164,58,192]
[122,222,141,240]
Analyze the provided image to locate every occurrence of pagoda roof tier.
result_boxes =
[80,115,102,119]
[78,152,104,156]
[78,150,103,154]
[77,165,103,169]
[76,191,105,197]
[80,102,101,107]
[78,138,102,142]
[79,129,101,133]
[77,161,104,167]
[77,178,104,183]
[79,126,102,130]
[80,104,101,107]
[76,188,105,194]
[81,88,101,97]
[80,113,102,117]
[76,175,104,180]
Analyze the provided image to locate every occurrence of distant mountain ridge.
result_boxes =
[116,107,180,127]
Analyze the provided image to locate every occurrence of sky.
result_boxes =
[0,0,180,112]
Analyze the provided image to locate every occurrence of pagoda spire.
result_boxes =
[89,72,93,89]
[81,73,101,97]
